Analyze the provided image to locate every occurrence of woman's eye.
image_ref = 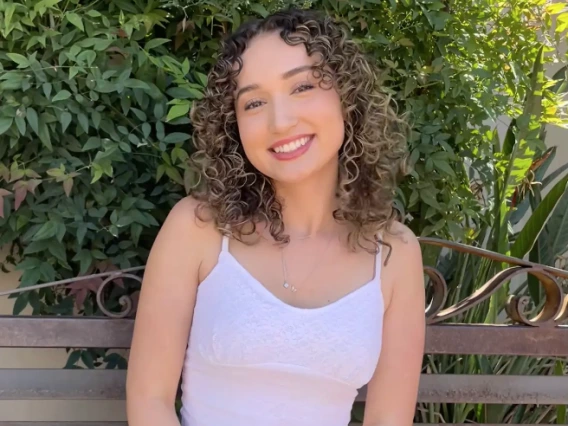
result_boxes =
[294,83,315,93]
[244,100,263,111]
[242,84,314,110]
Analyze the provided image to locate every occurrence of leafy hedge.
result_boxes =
[0,0,567,327]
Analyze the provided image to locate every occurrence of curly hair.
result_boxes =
[189,7,409,254]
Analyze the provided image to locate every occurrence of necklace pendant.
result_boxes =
[283,282,297,292]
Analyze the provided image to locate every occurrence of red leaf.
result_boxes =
[14,185,27,211]
[63,177,73,197]
[97,261,124,287]
[511,188,518,208]
[72,288,88,310]
[97,260,113,272]
[66,281,85,291]
[0,189,11,219]
[67,277,103,293]
[85,277,104,293]
[67,277,104,310]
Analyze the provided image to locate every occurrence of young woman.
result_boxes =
[126,7,425,426]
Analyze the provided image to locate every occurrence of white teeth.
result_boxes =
[273,136,311,154]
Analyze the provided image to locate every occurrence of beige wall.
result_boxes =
[545,123,568,186]
[0,246,127,421]
[543,34,568,189]
[514,39,568,230]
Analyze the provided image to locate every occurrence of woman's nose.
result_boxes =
[268,98,299,134]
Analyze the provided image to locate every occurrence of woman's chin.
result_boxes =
[256,152,340,187]
[272,173,313,185]
[268,164,327,186]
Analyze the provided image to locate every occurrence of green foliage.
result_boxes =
[1,0,568,422]
[0,0,204,316]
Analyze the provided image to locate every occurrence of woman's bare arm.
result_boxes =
[126,197,209,426]
[362,223,426,426]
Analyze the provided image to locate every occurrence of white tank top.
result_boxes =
[180,235,385,426]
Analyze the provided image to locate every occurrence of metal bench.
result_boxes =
[1,237,567,425]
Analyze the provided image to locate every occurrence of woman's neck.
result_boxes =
[273,162,340,238]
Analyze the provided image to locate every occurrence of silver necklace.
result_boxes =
[280,234,335,292]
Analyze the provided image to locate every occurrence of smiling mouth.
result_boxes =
[268,135,315,162]
[270,135,313,154]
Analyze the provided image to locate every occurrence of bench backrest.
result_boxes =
[1,237,567,426]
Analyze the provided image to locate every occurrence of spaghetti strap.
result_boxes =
[374,232,384,281]
[374,247,382,281]
[221,234,230,253]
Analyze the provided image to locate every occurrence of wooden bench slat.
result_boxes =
[2,370,567,404]
[0,423,540,426]
[0,424,127,426]
[0,316,133,349]
[0,370,126,400]
[358,374,568,404]
[425,323,568,356]
[2,317,568,356]
[0,420,549,425]
[428,374,568,403]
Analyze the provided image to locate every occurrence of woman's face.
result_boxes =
[234,31,345,184]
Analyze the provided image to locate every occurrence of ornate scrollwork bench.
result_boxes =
[1,238,567,425]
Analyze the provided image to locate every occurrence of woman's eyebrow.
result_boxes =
[235,65,315,101]
[281,64,314,79]
[235,84,259,101]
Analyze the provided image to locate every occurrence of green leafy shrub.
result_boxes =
[0,0,205,315]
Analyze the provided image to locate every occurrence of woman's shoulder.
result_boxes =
[160,196,223,253]
[380,221,423,308]
[382,221,421,256]
[165,195,214,227]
